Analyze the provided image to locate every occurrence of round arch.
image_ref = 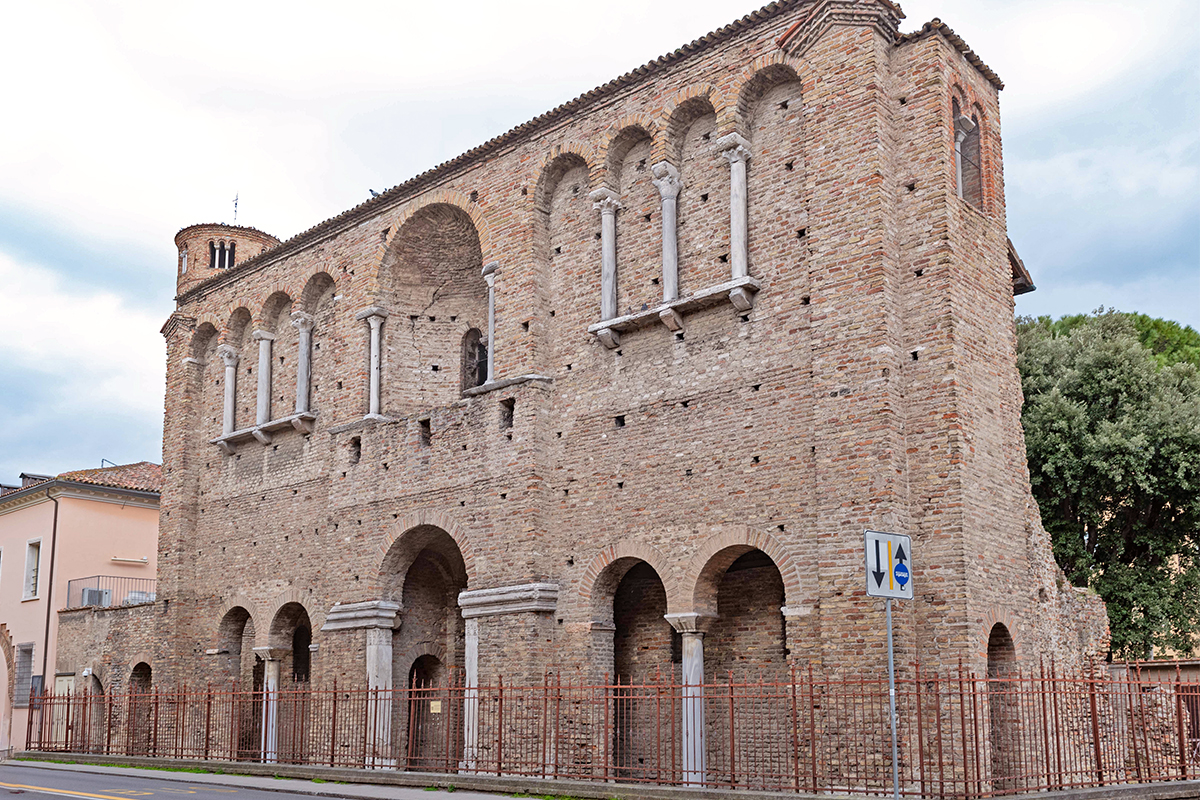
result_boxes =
[374,510,477,591]
[533,148,596,214]
[380,191,493,268]
[659,83,733,163]
[682,525,802,616]
[578,539,680,621]
[730,55,804,133]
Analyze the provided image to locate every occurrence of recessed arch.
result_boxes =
[190,322,218,362]
[732,59,802,133]
[375,510,477,590]
[682,526,801,616]
[579,539,680,621]
[598,118,659,190]
[380,190,492,267]
[258,290,294,330]
[223,307,252,348]
[299,271,336,314]
[533,147,596,214]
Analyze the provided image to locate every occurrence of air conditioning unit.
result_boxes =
[80,587,112,607]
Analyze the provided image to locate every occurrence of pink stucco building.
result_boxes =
[0,462,160,753]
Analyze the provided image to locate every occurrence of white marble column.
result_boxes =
[291,312,314,415]
[589,188,621,348]
[253,647,285,763]
[482,262,498,384]
[217,345,240,435]
[252,330,275,426]
[666,613,714,786]
[651,163,683,303]
[355,306,389,419]
[461,618,480,771]
[716,133,754,312]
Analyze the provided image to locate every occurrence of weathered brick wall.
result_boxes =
[107,1,1107,720]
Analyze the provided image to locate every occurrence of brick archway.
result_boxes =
[375,509,477,591]
[578,538,681,620]
[681,525,802,616]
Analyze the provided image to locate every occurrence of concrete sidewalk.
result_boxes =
[8,754,1200,800]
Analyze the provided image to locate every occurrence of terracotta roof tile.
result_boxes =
[898,18,1004,90]
[56,462,162,494]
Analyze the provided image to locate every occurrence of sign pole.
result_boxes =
[886,596,899,800]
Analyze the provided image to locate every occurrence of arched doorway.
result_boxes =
[987,623,1018,789]
[381,525,468,769]
[267,602,313,763]
[696,546,787,788]
[85,674,105,754]
[405,654,453,769]
[218,606,263,759]
[128,663,152,755]
[593,556,673,781]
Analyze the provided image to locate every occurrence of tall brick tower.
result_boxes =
[174,224,279,295]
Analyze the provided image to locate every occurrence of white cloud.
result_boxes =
[0,250,166,415]
[1016,271,1200,329]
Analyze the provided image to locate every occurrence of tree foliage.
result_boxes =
[1017,309,1200,659]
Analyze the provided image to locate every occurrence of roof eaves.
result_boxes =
[898,18,1004,91]
[176,0,806,305]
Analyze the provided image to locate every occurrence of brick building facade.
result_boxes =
[60,0,1109,761]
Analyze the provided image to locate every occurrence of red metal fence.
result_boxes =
[25,663,1200,797]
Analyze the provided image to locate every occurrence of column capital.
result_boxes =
[321,599,401,631]
[354,305,390,322]
[715,132,752,165]
[589,187,621,213]
[251,329,276,342]
[651,162,683,199]
[482,261,499,287]
[217,344,240,368]
[290,311,315,331]
[458,582,559,619]
[664,612,718,635]
[251,647,289,661]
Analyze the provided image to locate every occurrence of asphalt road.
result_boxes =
[0,763,484,800]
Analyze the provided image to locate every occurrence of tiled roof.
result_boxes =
[176,2,1002,305]
[898,18,1003,90]
[56,462,162,494]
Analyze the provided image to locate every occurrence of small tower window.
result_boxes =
[228,241,236,268]
[180,246,188,274]
[461,328,488,391]
[209,241,216,269]
[953,99,982,209]
[218,241,228,269]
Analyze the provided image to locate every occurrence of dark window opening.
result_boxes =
[614,415,625,428]
[500,398,515,430]
[209,241,216,269]
[218,241,227,269]
[349,436,361,464]
[954,100,983,209]
[418,418,431,447]
[462,328,488,391]
[228,241,236,266]
[292,626,311,683]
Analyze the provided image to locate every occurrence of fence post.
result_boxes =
[1088,663,1103,785]
[1176,664,1189,780]
[601,673,608,781]
[329,680,338,767]
[497,675,505,776]
[916,661,926,799]
[789,664,800,793]
[105,690,114,755]
[728,670,736,788]
[808,662,818,794]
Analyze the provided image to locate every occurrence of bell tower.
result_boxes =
[174,223,280,295]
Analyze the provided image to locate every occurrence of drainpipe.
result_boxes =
[40,488,60,692]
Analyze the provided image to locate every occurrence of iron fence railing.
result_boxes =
[24,663,1200,797]
[65,576,156,609]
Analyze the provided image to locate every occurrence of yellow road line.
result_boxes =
[0,781,138,800]
[887,540,894,590]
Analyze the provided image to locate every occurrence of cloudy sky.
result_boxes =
[0,0,1196,482]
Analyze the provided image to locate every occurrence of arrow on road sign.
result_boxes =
[895,542,907,566]
[872,539,886,588]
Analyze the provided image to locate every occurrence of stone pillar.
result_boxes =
[217,345,239,435]
[716,133,754,312]
[482,262,498,384]
[461,618,480,771]
[651,162,683,303]
[354,306,389,419]
[252,647,286,763]
[665,613,714,786]
[321,600,401,767]
[458,583,560,774]
[291,311,314,415]
[252,330,275,426]
[589,188,621,348]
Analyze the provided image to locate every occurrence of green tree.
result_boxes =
[1017,310,1200,659]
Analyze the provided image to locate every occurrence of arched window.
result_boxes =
[953,99,982,209]
[180,246,188,274]
[461,328,487,391]
[209,241,216,269]
[218,241,228,269]
[228,241,236,268]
